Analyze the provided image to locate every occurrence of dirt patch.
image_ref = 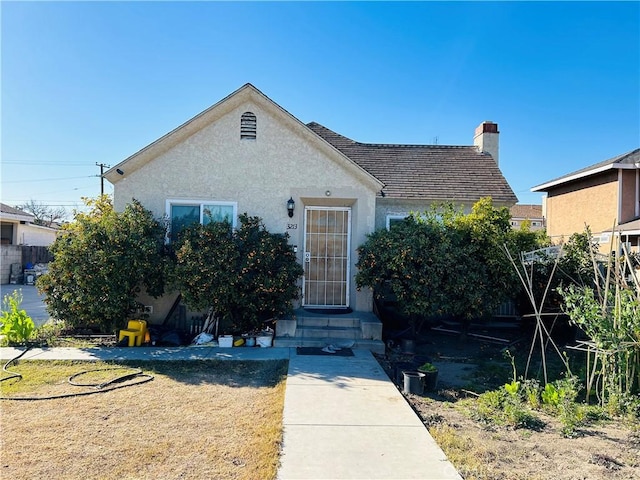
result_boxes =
[377,332,640,480]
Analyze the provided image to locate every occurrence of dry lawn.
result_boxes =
[1,359,288,480]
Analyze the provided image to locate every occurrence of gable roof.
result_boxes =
[104,83,382,191]
[307,122,518,204]
[0,203,34,222]
[532,148,640,192]
[509,204,543,219]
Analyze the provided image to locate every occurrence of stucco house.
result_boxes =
[1,203,58,284]
[104,83,516,350]
[509,204,545,231]
[532,148,640,253]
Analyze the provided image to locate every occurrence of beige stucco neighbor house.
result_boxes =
[532,148,640,253]
[509,204,545,231]
[104,83,516,351]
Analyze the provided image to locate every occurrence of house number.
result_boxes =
[287,223,298,230]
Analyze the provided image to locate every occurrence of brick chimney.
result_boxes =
[473,121,499,165]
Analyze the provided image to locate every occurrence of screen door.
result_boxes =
[303,207,351,307]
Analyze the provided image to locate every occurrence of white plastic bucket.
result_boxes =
[256,334,273,348]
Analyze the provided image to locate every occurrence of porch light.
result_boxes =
[287,197,295,218]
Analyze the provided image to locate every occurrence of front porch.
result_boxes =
[274,308,385,354]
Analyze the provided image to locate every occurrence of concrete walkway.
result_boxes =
[0,346,461,480]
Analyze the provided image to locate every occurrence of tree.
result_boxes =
[18,199,67,227]
[355,213,450,335]
[356,197,547,336]
[171,214,304,334]
[37,196,168,333]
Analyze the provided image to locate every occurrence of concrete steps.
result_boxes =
[274,309,385,354]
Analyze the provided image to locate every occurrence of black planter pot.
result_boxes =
[394,362,415,386]
[402,371,425,395]
[420,370,438,392]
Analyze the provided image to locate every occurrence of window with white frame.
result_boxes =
[167,200,237,241]
[386,214,408,230]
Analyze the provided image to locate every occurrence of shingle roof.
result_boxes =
[509,204,543,219]
[307,122,518,204]
[532,148,640,192]
[0,203,33,219]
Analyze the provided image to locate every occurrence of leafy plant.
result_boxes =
[522,379,541,409]
[541,383,560,408]
[559,240,639,411]
[37,196,169,333]
[0,290,35,345]
[504,380,520,396]
[474,387,543,430]
[171,214,304,334]
[418,362,438,373]
[356,197,538,336]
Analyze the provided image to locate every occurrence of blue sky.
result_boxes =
[2,1,639,216]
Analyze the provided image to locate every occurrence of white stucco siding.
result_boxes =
[16,224,58,246]
[112,100,378,312]
[114,102,375,229]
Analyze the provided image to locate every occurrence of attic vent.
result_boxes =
[240,112,257,140]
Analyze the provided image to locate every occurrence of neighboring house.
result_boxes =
[531,148,640,253]
[0,203,58,284]
[509,204,545,231]
[104,83,517,349]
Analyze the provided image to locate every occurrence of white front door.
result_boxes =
[303,207,351,307]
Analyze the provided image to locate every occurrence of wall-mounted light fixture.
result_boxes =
[116,168,124,175]
[287,197,295,218]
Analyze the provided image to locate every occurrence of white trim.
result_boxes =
[106,84,384,192]
[165,199,238,241]
[636,169,640,217]
[531,164,616,192]
[302,206,351,308]
[0,212,35,223]
[618,169,623,224]
[386,214,407,230]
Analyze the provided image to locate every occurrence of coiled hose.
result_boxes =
[1,348,154,401]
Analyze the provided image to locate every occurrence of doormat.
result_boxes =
[296,347,354,356]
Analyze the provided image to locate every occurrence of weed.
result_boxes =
[522,378,541,409]
[542,382,560,408]
[31,320,65,346]
[0,290,35,345]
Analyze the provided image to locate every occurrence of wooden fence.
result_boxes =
[21,245,53,266]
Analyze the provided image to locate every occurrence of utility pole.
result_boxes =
[96,163,110,195]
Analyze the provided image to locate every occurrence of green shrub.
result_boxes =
[37,196,169,334]
[1,290,35,345]
[356,197,542,335]
[171,214,304,334]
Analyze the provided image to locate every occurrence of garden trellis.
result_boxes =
[506,232,640,410]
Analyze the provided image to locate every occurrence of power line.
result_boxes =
[2,175,95,184]
[2,161,94,166]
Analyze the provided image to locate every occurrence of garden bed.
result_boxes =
[376,331,640,480]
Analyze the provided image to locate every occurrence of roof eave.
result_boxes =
[105,84,384,192]
[531,163,616,192]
